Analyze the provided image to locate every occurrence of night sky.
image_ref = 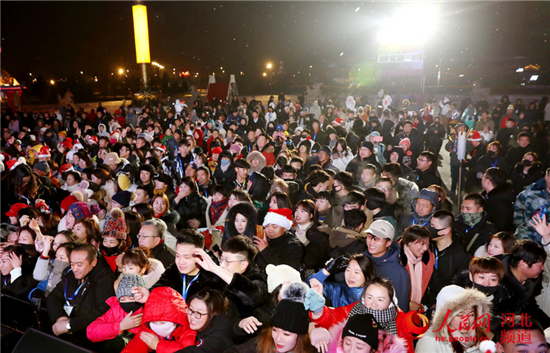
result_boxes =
[2,1,549,82]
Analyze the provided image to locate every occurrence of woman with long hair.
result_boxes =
[151,193,180,235]
[171,177,207,230]
[221,202,259,245]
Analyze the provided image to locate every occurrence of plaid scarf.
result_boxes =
[348,301,398,334]
[209,199,227,224]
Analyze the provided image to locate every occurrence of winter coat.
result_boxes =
[510,161,545,196]
[171,192,208,229]
[513,177,550,242]
[122,287,196,353]
[152,265,226,302]
[47,263,115,334]
[479,184,515,231]
[291,223,331,271]
[159,211,181,237]
[255,232,304,271]
[311,301,412,353]
[416,289,491,353]
[87,296,144,342]
[363,242,411,312]
[150,240,176,270]
[454,212,498,256]
[177,314,233,353]
[223,264,268,319]
[346,155,382,180]
[399,242,435,301]
[221,202,258,245]
[406,167,443,190]
[114,258,165,290]
[308,270,364,307]
[328,227,367,258]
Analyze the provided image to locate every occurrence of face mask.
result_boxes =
[53,259,70,271]
[20,244,35,252]
[220,159,230,167]
[120,301,144,314]
[522,160,532,167]
[487,150,496,158]
[100,244,119,256]
[462,211,483,227]
[472,282,498,296]
[149,321,177,338]
[426,225,445,239]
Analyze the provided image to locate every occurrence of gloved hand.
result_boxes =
[304,288,325,313]
[325,255,350,274]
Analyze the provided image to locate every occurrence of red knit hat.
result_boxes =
[61,195,78,211]
[102,209,127,240]
[262,208,294,230]
[6,203,30,217]
[212,147,223,155]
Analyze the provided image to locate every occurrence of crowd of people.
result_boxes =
[1,91,550,353]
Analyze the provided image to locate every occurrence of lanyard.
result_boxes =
[64,275,85,302]
[3,277,8,286]
[17,194,31,205]
[182,273,200,301]
[489,158,499,168]
[412,218,428,226]
[434,248,439,270]
[464,224,476,233]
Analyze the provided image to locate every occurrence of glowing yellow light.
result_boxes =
[262,72,267,77]
[50,80,55,85]
[266,63,273,69]
[132,5,151,64]
[118,68,124,75]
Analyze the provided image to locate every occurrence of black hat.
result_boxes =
[310,142,321,154]
[360,141,374,152]
[173,129,183,136]
[342,314,379,350]
[112,191,133,208]
[271,299,310,335]
[154,172,172,185]
[233,159,251,169]
[319,146,332,155]
[139,164,155,174]
[325,126,337,136]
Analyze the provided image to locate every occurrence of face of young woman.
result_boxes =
[269,196,279,210]
[342,336,372,353]
[234,213,248,234]
[0,252,14,276]
[55,248,69,262]
[53,234,69,252]
[18,230,34,245]
[294,206,312,225]
[487,238,504,256]
[344,260,366,288]
[187,298,209,331]
[227,194,239,209]
[72,223,87,242]
[271,327,298,353]
[153,198,167,215]
[123,262,146,276]
[65,211,76,229]
[363,284,391,311]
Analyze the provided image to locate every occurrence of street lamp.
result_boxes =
[132,5,151,91]
[266,63,273,70]
[118,68,125,75]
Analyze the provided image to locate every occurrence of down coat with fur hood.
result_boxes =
[122,287,196,353]
[415,288,492,353]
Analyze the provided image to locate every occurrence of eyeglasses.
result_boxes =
[186,307,208,320]
[137,234,158,239]
[219,257,245,266]
[366,234,387,242]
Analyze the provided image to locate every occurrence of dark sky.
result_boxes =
[2,1,549,81]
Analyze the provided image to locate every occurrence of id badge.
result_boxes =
[64,302,74,316]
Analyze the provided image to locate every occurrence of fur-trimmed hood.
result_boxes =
[432,288,492,339]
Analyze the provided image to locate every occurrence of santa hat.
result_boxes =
[110,132,120,144]
[263,208,293,230]
[61,138,74,150]
[333,117,344,126]
[60,163,74,174]
[38,146,51,158]
[6,157,27,171]
[399,138,411,149]
[469,130,482,142]
[73,142,84,150]
[86,135,98,144]
[61,195,79,211]
[155,145,167,153]
[212,147,223,155]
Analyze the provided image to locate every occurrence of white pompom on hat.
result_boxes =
[266,264,301,293]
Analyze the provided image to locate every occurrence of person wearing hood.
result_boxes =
[221,201,259,245]
[214,150,236,190]
[415,285,492,353]
[366,131,387,166]
[97,123,110,138]
[386,146,412,177]
[295,170,330,203]
[423,210,471,309]
[454,193,498,256]
[346,141,382,181]
[400,189,439,233]
[246,151,266,175]
[361,220,411,312]
[364,187,398,231]
[510,151,544,196]
[121,287,197,353]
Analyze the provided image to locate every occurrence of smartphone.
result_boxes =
[256,225,265,240]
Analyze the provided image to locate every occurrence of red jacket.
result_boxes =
[310,302,414,353]
[122,287,196,353]
[87,296,143,342]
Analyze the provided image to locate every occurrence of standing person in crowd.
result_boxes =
[480,167,515,231]
[454,193,498,256]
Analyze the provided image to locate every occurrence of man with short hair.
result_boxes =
[47,243,114,348]
[296,170,330,202]
[408,151,443,190]
[317,146,339,173]
[381,163,419,214]
[424,210,471,308]
[138,219,175,268]
[196,165,215,197]
[455,193,498,255]
[232,159,250,190]
[480,167,515,231]
[496,317,548,353]
[362,220,411,312]
[329,209,367,257]
[505,131,533,169]
[357,163,378,190]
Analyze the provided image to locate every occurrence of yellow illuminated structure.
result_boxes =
[132,5,151,64]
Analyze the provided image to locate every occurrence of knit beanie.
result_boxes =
[360,141,374,152]
[263,208,294,230]
[415,188,439,209]
[271,299,310,335]
[266,264,301,293]
[69,202,93,220]
[116,274,147,299]
[112,191,133,208]
[102,208,127,240]
[342,314,379,351]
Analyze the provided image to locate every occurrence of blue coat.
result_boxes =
[308,271,363,308]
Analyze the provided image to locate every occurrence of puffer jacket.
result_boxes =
[87,296,144,342]
[122,287,196,353]
[171,192,208,229]
[308,270,364,308]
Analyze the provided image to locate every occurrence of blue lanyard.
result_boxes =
[434,248,439,270]
[182,273,200,301]
[64,273,85,302]
[464,224,476,233]
[412,218,428,226]
[489,158,499,168]
[3,277,8,286]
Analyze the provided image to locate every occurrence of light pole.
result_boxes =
[132,5,151,92]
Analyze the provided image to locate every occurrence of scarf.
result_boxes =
[348,301,398,334]
[209,199,227,224]
[295,222,312,246]
[404,244,424,304]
